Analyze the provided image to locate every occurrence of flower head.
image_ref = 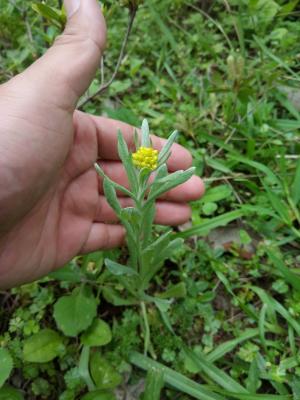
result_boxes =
[132,147,159,170]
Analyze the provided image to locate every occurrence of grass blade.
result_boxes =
[141,367,164,400]
[129,352,225,400]
[267,250,300,292]
[207,329,259,363]
[183,347,248,394]
[291,158,300,205]
[176,210,244,238]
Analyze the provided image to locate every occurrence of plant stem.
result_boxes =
[140,301,150,355]
[79,6,137,109]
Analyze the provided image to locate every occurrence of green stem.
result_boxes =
[78,346,95,391]
[140,301,150,355]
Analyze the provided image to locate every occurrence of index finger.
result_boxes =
[90,115,193,171]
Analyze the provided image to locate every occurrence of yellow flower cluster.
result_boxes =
[132,147,159,170]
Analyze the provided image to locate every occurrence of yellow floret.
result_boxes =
[131,146,159,170]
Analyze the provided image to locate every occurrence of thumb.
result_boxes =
[15,0,106,108]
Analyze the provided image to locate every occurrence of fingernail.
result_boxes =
[64,0,81,18]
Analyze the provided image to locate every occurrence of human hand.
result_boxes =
[0,0,204,289]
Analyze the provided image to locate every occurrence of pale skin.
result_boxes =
[0,0,204,289]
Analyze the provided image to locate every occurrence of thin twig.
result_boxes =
[100,56,105,86]
[25,14,34,44]
[79,7,137,109]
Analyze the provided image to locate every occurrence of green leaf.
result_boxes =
[48,262,84,282]
[229,155,281,186]
[81,391,116,400]
[267,250,300,292]
[120,207,141,227]
[81,319,112,347]
[117,131,138,192]
[81,251,104,275]
[158,130,178,164]
[142,238,183,286]
[246,358,260,393]
[104,259,138,276]
[0,386,24,400]
[129,352,225,400]
[291,158,300,205]
[141,201,156,246]
[31,3,64,27]
[183,347,248,394]
[206,158,232,173]
[102,287,138,306]
[150,297,174,334]
[0,349,13,387]
[291,377,300,400]
[202,185,232,203]
[177,210,244,238]
[103,178,122,216]
[252,287,300,335]
[214,390,290,400]
[23,329,64,363]
[154,164,168,180]
[280,0,300,15]
[147,168,195,202]
[54,288,98,337]
[141,367,164,400]
[254,36,298,79]
[90,353,122,390]
[141,119,151,147]
[156,282,187,299]
[203,202,218,216]
[142,230,172,257]
[95,164,134,199]
[207,329,259,363]
[262,180,291,225]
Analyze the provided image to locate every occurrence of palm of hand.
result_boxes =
[0,100,104,287]
[0,1,204,288]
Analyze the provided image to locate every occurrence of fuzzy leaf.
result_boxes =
[105,259,138,276]
[103,178,122,215]
[158,130,178,164]
[102,287,138,306]
[117,131,138,192]
[147,168,195,202]
[94,164,134,199]
[141,119,151,147]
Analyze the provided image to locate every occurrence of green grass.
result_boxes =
[1,0,300,399]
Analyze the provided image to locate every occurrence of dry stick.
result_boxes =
[79,7,137,109]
